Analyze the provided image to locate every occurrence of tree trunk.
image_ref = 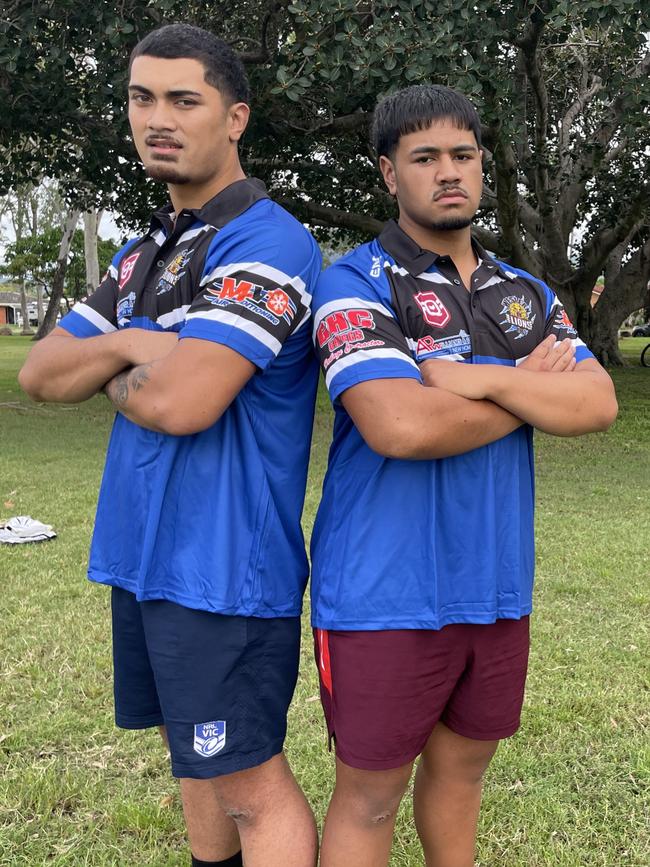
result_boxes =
[585,310,625,367]
[36,284,44,325]
[19,281,33,335]
[83,209,100,295]
[35,209,80,339]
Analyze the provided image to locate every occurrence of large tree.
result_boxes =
[1,0,648,361]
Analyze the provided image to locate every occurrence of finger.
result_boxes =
[550,345,576,370]
[548,338,574,362]
[530,334,556,357]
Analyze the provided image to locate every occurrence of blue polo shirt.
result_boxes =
[60,178,321,617]
[310,220,593,630]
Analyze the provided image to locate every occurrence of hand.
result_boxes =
[519,335,576,372]
[419,359,489,399]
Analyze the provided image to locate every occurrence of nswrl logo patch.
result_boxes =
[193,720,226,757]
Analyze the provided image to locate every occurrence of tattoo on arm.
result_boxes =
[106,363,153,408]
[130,363,152,392]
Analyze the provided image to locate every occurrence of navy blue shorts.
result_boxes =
[111,587,301,779]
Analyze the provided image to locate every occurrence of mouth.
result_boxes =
[145,138,183,155]
[435,188,468,203]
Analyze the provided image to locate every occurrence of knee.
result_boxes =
[222,803,256,828]
[337,780,409,827]
[419,753,494,788]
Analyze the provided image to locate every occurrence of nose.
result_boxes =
[435,155,461,184]
[146,100,176,132]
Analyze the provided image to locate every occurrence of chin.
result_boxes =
[145,165,192,185]
[429,216,473,232]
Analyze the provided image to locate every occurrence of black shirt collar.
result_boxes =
[150,177,269,235]
[378,219,513,282]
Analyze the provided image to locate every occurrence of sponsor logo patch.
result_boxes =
[499,294,536,339]
[553,308,578,336]
[317,309,375,351]
[193,720,226,758]
[118,252,141,290]
[204,277,296,326]
[317,309,385,369]
[156,248,193,295]
[414,291,451,328]
[370,256,382,278]
[415,329,472,360]
[116,291,136,327]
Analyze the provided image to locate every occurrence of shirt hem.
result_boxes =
[311,606,533,631]
[88,570,303,619]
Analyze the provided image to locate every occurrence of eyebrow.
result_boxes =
[410,144,478,155]
[128,85,203,98]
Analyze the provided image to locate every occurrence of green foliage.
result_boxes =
[1,228,118,301]
[1,1,648,350]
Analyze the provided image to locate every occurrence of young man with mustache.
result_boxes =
[20,24,320,867]
[310,84,617,866]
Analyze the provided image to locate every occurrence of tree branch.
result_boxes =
[559,75,602,175]
[516,9,550,215]
[279,111,371,136]
[579,184,650,291]
[276,197,383,235]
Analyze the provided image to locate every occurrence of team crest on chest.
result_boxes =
[193,720,226,757]
[156,248,194,295]
[118,252,141,290]
[414,291,451,328]
[499,294,536,339]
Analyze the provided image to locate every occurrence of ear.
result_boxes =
[379,155,397,196]
[228,102,250,142]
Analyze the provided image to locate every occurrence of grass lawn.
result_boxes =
[1,335,648,866]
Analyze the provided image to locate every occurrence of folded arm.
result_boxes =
[341,378,523,460]
[420,356,618,436]
[18,327,179,404]
[104,338,255,436]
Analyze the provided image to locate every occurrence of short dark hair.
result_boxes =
[372,85,481,159]
[130,24,250,105]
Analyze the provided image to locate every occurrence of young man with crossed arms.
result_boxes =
[310,85,617,866]
[21,24,321,867]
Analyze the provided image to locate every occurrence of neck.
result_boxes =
[397,213,474,262]
[168,161,246,213]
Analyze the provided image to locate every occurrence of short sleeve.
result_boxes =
[312,256,421,402]
[542,288,594,363]
[180,213,320,370]
[58,239,139,338]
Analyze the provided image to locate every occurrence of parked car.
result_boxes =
[631,323,650,337]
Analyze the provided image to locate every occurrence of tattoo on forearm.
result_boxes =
[107,371,130,407]
[107,363,153,408]
[131,363,152,392]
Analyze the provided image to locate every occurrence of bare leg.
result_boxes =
[210,752,317,867]
[320,757,414,867]
[159,727,241,861]
[413,722,499,867]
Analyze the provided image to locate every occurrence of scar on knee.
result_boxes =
[370,810,393,824]
[225,806,254,824]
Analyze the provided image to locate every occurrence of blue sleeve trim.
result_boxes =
[472,355,516,367]
[58,310,103,338]
[329,359,422,402]
[179,319,275,369]
[576,346,595,363]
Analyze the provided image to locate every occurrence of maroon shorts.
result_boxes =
[314,618,530,770]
